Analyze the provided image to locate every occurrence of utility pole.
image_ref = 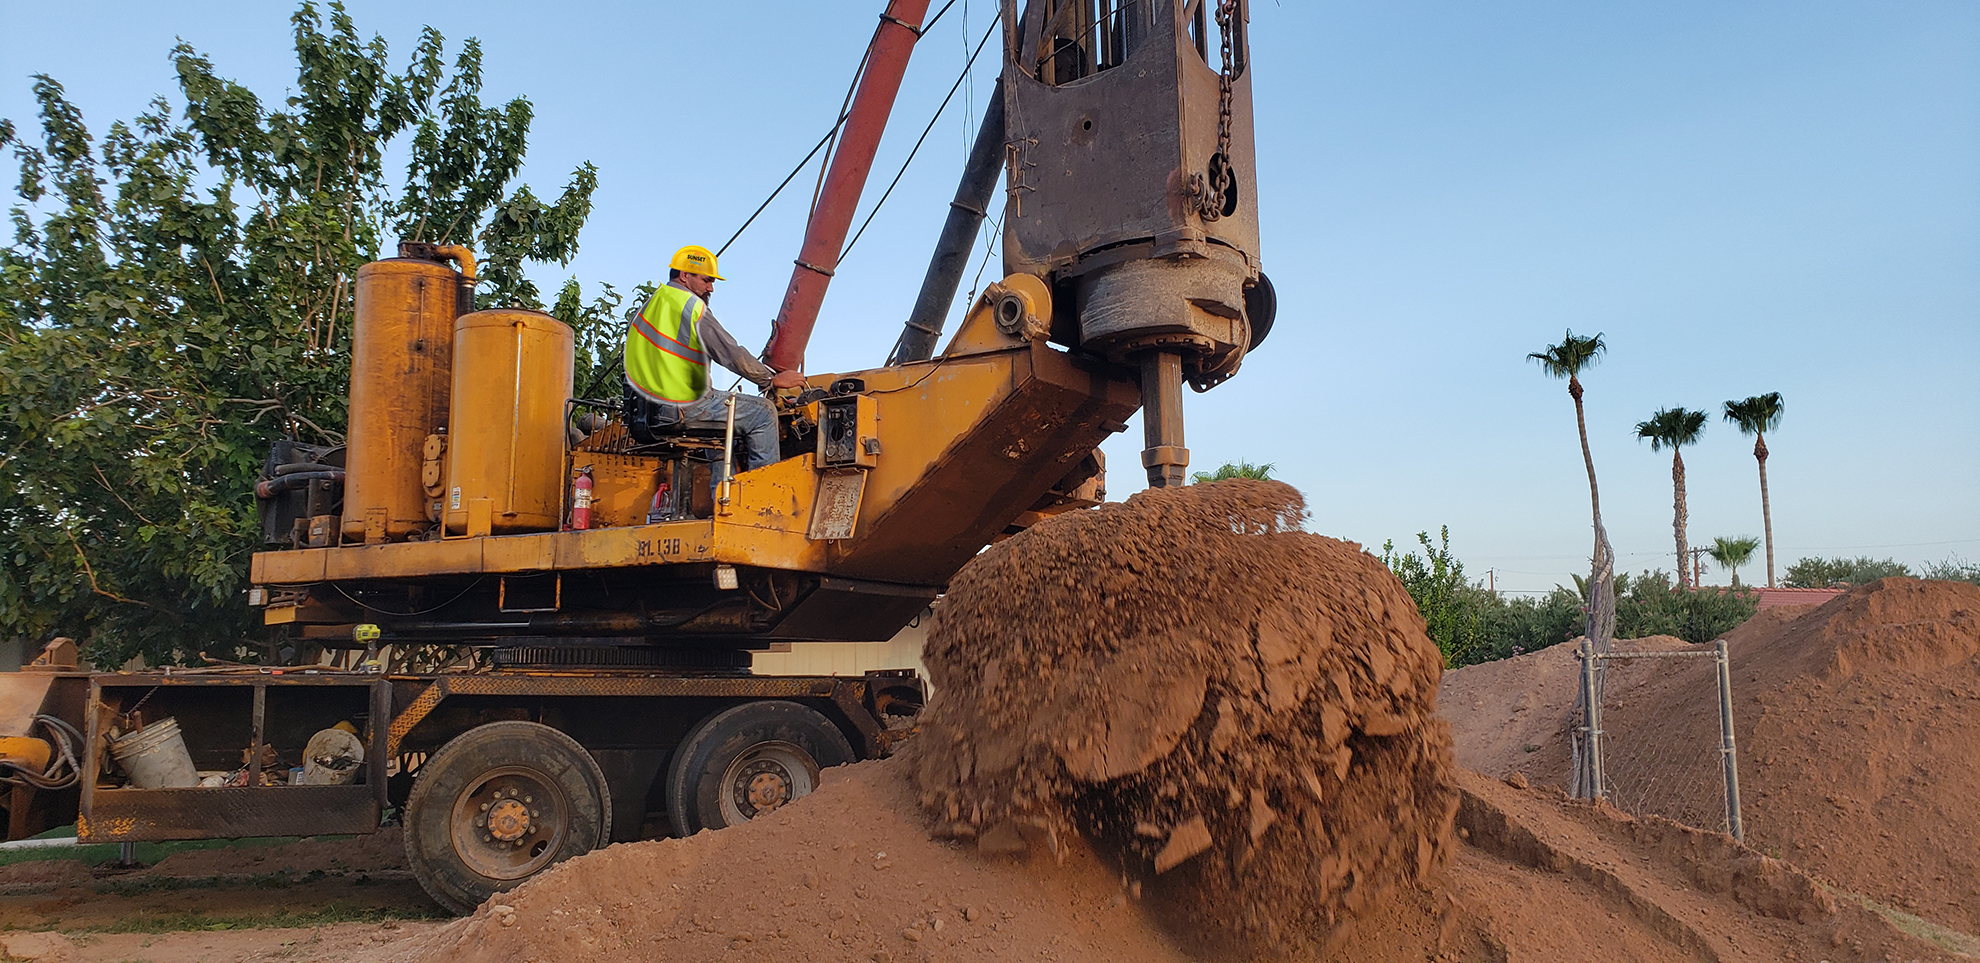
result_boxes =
[1687,546,1709,587]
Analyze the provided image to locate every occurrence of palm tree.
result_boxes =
[1723,393,1785,588]
[1635,407,1709,588]
[1530,330,1615,800]
[1191,460,1274,484]
[1706,535,1761,588]
[1528,331,1616,650]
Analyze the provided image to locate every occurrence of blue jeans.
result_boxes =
[659,391,780,483]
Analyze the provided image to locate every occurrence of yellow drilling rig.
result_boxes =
[0,0,1271,913]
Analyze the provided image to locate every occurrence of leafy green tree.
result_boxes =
[1472,588,1585,663]
[1529,330,1616,653]
[1723,392,1785,587]
[1190,460,1274,484]
[1380,527,1486,666]
[1706,535,1760,588]
[1783,556,1912,588]
[1,3,609,668]
[1634,407,1709,587]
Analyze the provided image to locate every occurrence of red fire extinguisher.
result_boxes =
[646,480,673,524]
[571,465,595,531]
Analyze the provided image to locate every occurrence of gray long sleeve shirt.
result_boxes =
[666,279,776,391]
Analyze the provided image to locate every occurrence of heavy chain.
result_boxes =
[1195,0,1240,221]
[1215,0,1237,161]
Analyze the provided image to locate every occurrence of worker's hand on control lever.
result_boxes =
[770,369,805,390]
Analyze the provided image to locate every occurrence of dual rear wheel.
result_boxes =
[402,702,853,913]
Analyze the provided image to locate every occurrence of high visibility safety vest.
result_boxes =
[626,284,709,404]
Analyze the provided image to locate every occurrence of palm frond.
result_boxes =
[1527,329,1607,380]
[1634,406,1708,451]
[1723,392,1784,435]
[1707,535,1760,567]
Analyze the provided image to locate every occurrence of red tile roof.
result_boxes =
[1752,587,1844,610]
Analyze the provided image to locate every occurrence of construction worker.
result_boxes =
[625,245,803,481]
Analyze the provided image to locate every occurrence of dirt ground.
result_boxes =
[379,755,1970,963]
[0,830,446,962]
[1443,577,1980,936]
[0,560,1972,962]
[1,754,1970,962]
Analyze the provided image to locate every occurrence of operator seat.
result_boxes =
[621,382,752,468]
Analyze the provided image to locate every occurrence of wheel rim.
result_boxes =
[717,741,818,825]
[448,765,571,880]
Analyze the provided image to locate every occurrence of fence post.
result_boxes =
[1578,641,1604,800]
[1714,639,1744,841]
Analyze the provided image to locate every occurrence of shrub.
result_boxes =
[1783,556,1912,588]
[1381,528,1761,669]
[1922,555,1980,586]
[1613,570,1758,644]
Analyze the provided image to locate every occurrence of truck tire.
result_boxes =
[403,721,611,914]
[666,701,854,837]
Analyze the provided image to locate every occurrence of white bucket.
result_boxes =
[109,718,200,789]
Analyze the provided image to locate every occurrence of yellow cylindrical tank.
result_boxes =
[444,309,575,535]
[342,258,465,543]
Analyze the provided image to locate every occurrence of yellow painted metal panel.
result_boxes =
[479,534,558,573]
[861,352,1021,512]
[720,454,820,535]
[581,451,668,528]
[444,309,574,535]
[252,548,327,585]
[554,521,716,569]
[323,539,482,581]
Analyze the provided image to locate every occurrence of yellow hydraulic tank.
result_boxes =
[342,258,467,543]
[444,309,575,535]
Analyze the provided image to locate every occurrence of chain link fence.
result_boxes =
[1574,640,1744,840]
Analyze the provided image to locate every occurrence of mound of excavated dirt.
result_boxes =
[909,480,1458,950]
[381,755,1968,963]
[1443,577,1980,935]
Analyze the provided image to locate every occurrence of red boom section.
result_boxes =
[763,0,933,373]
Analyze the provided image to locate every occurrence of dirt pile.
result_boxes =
[385,755,1970,963]
[909,480,1458,950]
[1442,577,1980,934]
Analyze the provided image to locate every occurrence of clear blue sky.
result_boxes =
[4,1,1975,593]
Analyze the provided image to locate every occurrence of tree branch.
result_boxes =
[66,528,162,612]
[91,465,160,526]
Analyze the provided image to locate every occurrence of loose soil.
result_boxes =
[379,753,1964,963]
[1442,577,1980,936]
[0,829,446,961]
[3,488,1973,962]
[910,480,1457,951]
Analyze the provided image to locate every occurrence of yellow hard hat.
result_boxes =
[670,245,724,281]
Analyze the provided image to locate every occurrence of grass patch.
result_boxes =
[0,830,353,871]
[88,868,340,896]
[1848,894,1980,959]
[47,900,448,934]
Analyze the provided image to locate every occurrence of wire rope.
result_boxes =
[840,17,999,261]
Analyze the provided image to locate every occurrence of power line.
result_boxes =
[840,17,1000,260]
[1776,537,1979,551]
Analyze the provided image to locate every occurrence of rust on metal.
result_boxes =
[763,0,935,372]
[80,785,379,842]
